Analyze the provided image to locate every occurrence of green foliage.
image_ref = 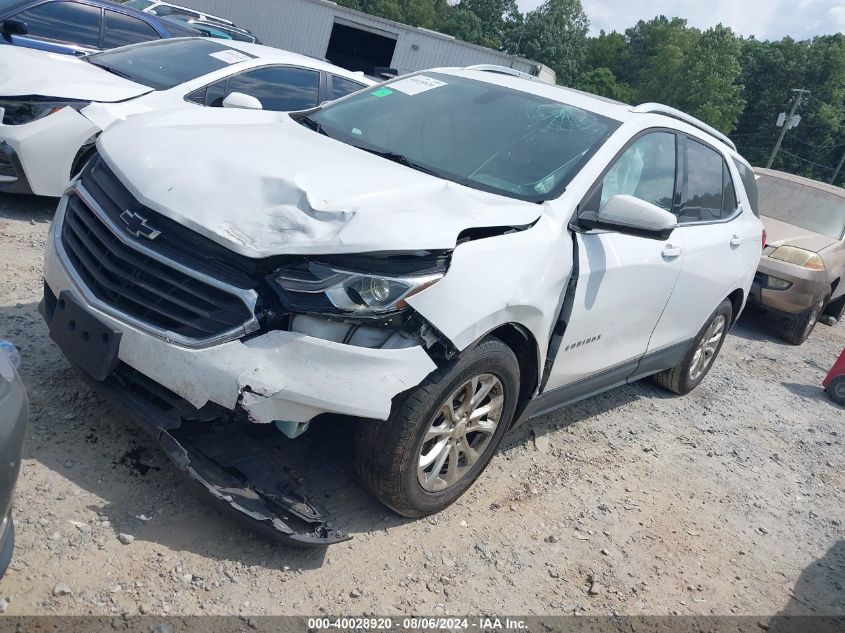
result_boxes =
[519,0,589,85]
[574,67,635,103]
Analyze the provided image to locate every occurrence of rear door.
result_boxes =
[545,130,685,391]
[646,135,759,353]
[6,0,102,55]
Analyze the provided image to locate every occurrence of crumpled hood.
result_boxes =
[97,108,543,257]
[761,215,838,253]
[0,46,151,102]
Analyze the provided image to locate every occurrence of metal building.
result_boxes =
[176,0,556,82]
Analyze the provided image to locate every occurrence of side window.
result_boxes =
[13,1,102,47]
[222,66,320,111]
[102,11,159,48]
[599,132,677,211]
[330,75,366,100]
[680,139,737,223]
[732,158,759,217]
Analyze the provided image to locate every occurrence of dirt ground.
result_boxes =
[0,192,843,618]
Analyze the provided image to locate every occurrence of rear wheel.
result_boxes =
[354,337,519,517]
[654,300,733,395]
[827,375,845,406]
[779,291,830,345]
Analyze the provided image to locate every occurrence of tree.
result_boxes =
[438,0,523,51]
[574,67,635,103]
[680,25,746,133]
[519,0,589,86]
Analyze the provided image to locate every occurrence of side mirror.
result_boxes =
[579,194,677,240]
[1,18,28,35]
[221,92,263,110]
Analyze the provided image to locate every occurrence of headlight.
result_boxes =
[768,245,825,270]
[0,98,90,126]
[270,261,443,317]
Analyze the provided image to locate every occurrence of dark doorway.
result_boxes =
[325,22,397,75]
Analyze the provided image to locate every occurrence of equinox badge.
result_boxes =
[120,210,161,240]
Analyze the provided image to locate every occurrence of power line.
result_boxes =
[766,88,809,168]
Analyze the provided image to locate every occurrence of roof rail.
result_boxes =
[631,103,736,151]
[464,64,536,80]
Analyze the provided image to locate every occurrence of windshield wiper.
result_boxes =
[353,146,442,177]
[297,114,329,137]
[86,61,135,81]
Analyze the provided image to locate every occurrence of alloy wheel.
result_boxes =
[689,314,726,382]
[804,295,826,338]
[417,374,504,492]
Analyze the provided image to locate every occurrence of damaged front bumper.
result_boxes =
[40,290,350,546]
[41,196,439,545]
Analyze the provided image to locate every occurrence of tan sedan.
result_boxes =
[750,168,845,344]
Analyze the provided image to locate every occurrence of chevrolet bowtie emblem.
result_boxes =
[120,210,161,240]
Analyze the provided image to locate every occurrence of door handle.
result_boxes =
[730,234,742,247]
[662,245,682,259]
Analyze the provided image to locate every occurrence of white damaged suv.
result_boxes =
[41,67,764,544]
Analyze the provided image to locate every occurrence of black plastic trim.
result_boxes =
[0,141,32,195]
[522,337,694,421]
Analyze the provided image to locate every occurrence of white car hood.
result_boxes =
[98,108,544,257]
[0,47,151,102]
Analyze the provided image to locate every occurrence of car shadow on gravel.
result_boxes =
[731,308,789,344]
[766,539,845,630]
[0,192,56,222]
[781,381,841,408]
[505,377,677,451]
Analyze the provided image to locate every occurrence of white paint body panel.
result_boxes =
[544,230,684,390]
[0,39,374,196]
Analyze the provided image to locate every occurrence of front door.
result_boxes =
[545,130,684,391]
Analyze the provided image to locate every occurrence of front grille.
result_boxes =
[82,155,263,287]
[61,192,255,342]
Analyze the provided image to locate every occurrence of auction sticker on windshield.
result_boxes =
[390,75,447,96]
[209,49,253,64]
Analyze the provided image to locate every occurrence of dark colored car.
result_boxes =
[0,0,196,56]
[0,341,27,578]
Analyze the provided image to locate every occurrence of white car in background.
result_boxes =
[0,38,373,197]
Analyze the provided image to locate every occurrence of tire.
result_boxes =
[354,337,520,517]
[779,291,830,345]
[654,299,733,395]
[822,293,845,322]
[827,375,845,406]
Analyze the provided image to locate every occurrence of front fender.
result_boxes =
[406,213,572,371]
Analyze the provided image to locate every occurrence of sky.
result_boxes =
[515,0,845,41]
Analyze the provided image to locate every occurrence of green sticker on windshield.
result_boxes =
[371,88,394,97]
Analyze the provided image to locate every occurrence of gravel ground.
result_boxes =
[0,192,843,618]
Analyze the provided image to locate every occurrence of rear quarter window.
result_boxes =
[732,158,759,217]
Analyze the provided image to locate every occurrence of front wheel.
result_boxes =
[779,291,830,345]
[354,337,520,517]
[654,299,733,395]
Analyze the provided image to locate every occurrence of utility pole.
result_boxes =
[829,149,845,185]
[766,88,809,169]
